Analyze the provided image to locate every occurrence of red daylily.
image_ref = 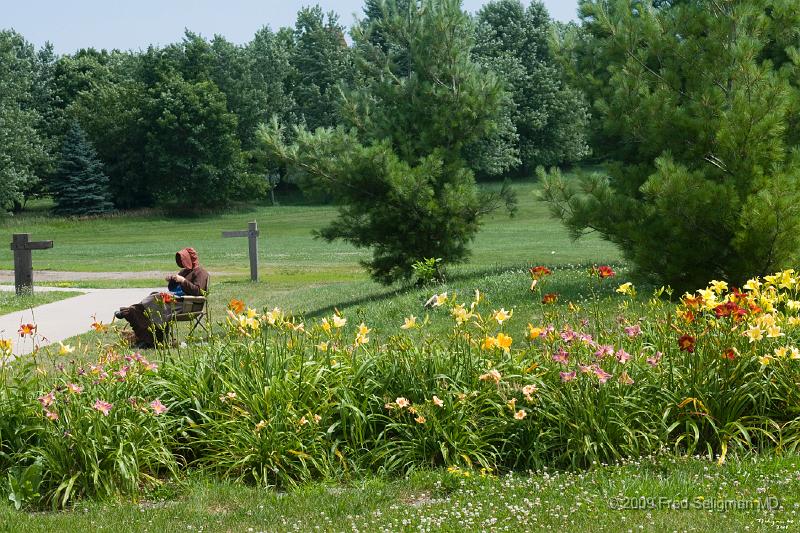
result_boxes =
[541,293,558,305]
[18,323,36,337]
[678,334,696,353]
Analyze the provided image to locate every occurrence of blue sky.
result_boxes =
[3,1,579,54]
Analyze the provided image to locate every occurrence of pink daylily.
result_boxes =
[615,349,631,364]
[560,371,577,382]
[93,399,113,416]
[150,399,168,415]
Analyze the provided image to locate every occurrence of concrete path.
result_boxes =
[0,270,230,282]
[0,285,161,357]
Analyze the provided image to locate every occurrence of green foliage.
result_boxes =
[262,0,515,284]
[544,0,800,290]
[411,257,443,285]
[50,122,113,217]
[474,1,590,172]
[286,7,353,132]
[141,71,244,211]
[0,30,48,213]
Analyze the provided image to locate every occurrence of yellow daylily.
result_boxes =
[744,325,764,343]
[58,343,75,356]
[492,308,513,325]
[709,280,728,294]
[400,316,417,330]
[616,282,634,296]
[496,333,513,352]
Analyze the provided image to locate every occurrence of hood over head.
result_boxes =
[176,247,199,270]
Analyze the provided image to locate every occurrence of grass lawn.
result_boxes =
[0,181,620,281]
[0,290,83,316]
[1,454,797,532]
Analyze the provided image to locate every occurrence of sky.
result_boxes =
[2,1,579,54]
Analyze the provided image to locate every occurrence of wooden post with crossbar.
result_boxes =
[222,221,260,282]
[10,233,54,295]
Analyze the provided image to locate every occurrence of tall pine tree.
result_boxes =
[51,122,114,216]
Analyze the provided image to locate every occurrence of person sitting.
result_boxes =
[115,247,209,348]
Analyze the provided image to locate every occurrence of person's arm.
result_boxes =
[175,269,207,296]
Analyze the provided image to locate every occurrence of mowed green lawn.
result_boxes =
[0,181,620,287]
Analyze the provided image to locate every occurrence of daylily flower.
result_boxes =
[618,371,634,385]
[541,293,558,305]
[0,338,12,354]
[560,371,577,382]
[432,395,444,407]
[481,336,498,351]
[646,351,662,367]
[623,324,641,337]
[615,349,631,364]
[401,316,417,330]
[616,282,635,296]
[529,266,552,279]
[255,420,267,432]
[552,348,569,365]
[496,333,513,352]
[150,399,168,415]
[91,320,107,333]
[766,325,784,338]
[514,409,527,420]
[67,383,83,394]
[593,265,615,279]
[492,308,513,325]
[18,323,36,337]
[527,324,544,341]
[395,397,410,409]
[522,384,538,397]
[709,280,728,294]
[44,409,59,421]
[722,348,737,360]
[37,391,55,407]
[415,415,426,424]
[594,345,614,358]
[321,318,332,333]
[332,314,347,328]
[228,299,246,314]
[58,343,75,356]
[593,367,612,384]
[425,292,448,308]
[220,392,237,403]
[93,399,113,416]
[678,334,696,353]
[479,369,502,384]
[316,341,329,352]
[744,325,764,343]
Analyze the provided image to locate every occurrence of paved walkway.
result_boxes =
[0,285,160,357]
[0,270,230,282]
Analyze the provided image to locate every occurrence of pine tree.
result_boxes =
[262,0,515,284]
[51,122,114,216]
[542,0,800,290]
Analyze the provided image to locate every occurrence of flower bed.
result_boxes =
[3,267,800,508]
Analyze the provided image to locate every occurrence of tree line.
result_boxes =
[0,0,586,217]
[4,0,799,289]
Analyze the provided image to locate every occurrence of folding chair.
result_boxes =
[171,295,210,340]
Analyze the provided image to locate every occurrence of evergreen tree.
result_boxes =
[542,0,800,290]
[474,0,590,172]
[261,0,514,284]
[51,122,113,216]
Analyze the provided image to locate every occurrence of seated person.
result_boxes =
[115,247,209,348]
